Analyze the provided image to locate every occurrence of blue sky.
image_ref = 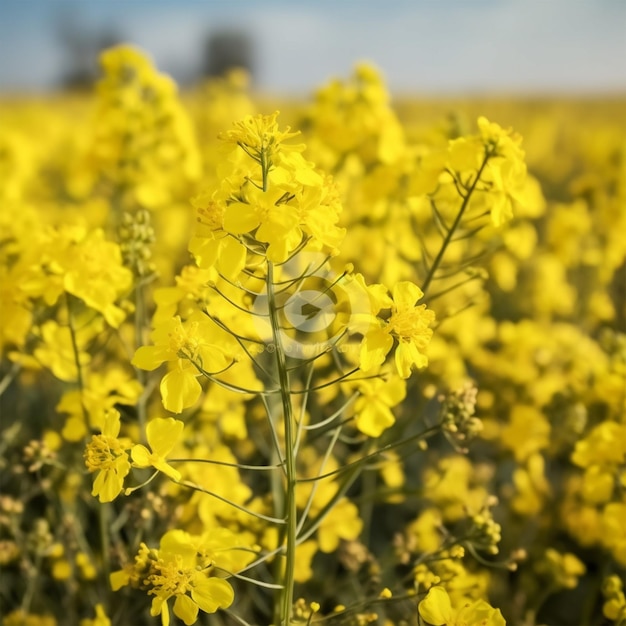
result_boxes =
[1,0,625,94]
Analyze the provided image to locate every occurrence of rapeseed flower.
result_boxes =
[111,530,235,626]
[219,110,302,163]
[418,586,505,626]
[351,374,406,437]
[132,315,230,413]
[360,281,435,379]
[83,409,131,503]
[131,417,184,481]
[79,604,111,626]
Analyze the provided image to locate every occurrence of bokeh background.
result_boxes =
[1,0,626,95]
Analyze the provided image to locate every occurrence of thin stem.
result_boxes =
[213,566,284,590]
[20,554,42,614]
[300,393,358,431]
[65,293,88,423]
[426,274,483,302]
[295,424,343,537]
[177,479,286,525]
[421,149,492,297]
[293,362,315,456]
[134,273,147,438]
[0,362,21,397]
[267,260,298,626]
[168,457,284,472]
[98,502,111,597]
[297,425,439,483]
[296,460,362,544]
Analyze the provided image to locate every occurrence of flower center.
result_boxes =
[84,434,124,471]
[389,306,426,340]
[197,201,225,231]
[169,320,200,360]
[147,556,193,596]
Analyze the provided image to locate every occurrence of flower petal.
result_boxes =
[160,369,202,414]
[359,328,393,372]
[223,202,260,234]
[132,345,170,371]
[418,586,453,625]
[191,577,234,613]
[146,417,184,457]
[392,281,423,307]
[130,444,151,468]
[173,594,199,626]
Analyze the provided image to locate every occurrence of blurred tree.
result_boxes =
[55,8,122,89]
[203,29,255,81]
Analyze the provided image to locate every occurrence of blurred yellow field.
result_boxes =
[1,47,625,626]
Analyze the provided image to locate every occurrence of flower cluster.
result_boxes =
[111,529,249,626]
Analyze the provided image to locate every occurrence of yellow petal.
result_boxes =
[191,577,234,613]
[355,401,395,438]
[146,417,184,458]
[150,596,169,626]
[392,281,423,307]
[223,202,259,234]
[160,370,202,414]
[130,444,151,468]
[153,459,182,482]
[173,594,199,626]
[132,345,170,371]
[218,237,246,280]
[359,328,393,372]
[188,235,220,269]
[102,409,121,438]
[418,586,453,625]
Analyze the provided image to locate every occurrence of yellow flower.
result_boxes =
[535,549,586,590]
[500,405,551,463]
[3,610,57,626]
[132,315,230,413]
[26,225,132,328]
[602,576,626,623]
[352,374,406,437]
[418,586,505,626]
[219,111,303,162]
[57,367,143,441]
[84,409,131,503]
[33,320,93,382]
[110,526,253,625]
[79,604,111,626]
[222,182,301,263]
[215,112,345,263]
[511,453,551,516]
[572,421,626,468]
[84,45,200,207]
[318,498,363,553]
[360,281,435,379]
[476,117,527,228]
[188,192,247,279]
[132,530,234,626]
[131,417,184,481]
[601,502,626,566]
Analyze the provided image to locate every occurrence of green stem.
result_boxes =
[134,276,147,437]
[267,260,297,626]
[421,149,492,297]
[99,502,112,602]
[21,554,42,614]
[0,362,21,397]
[66,293,88,423]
